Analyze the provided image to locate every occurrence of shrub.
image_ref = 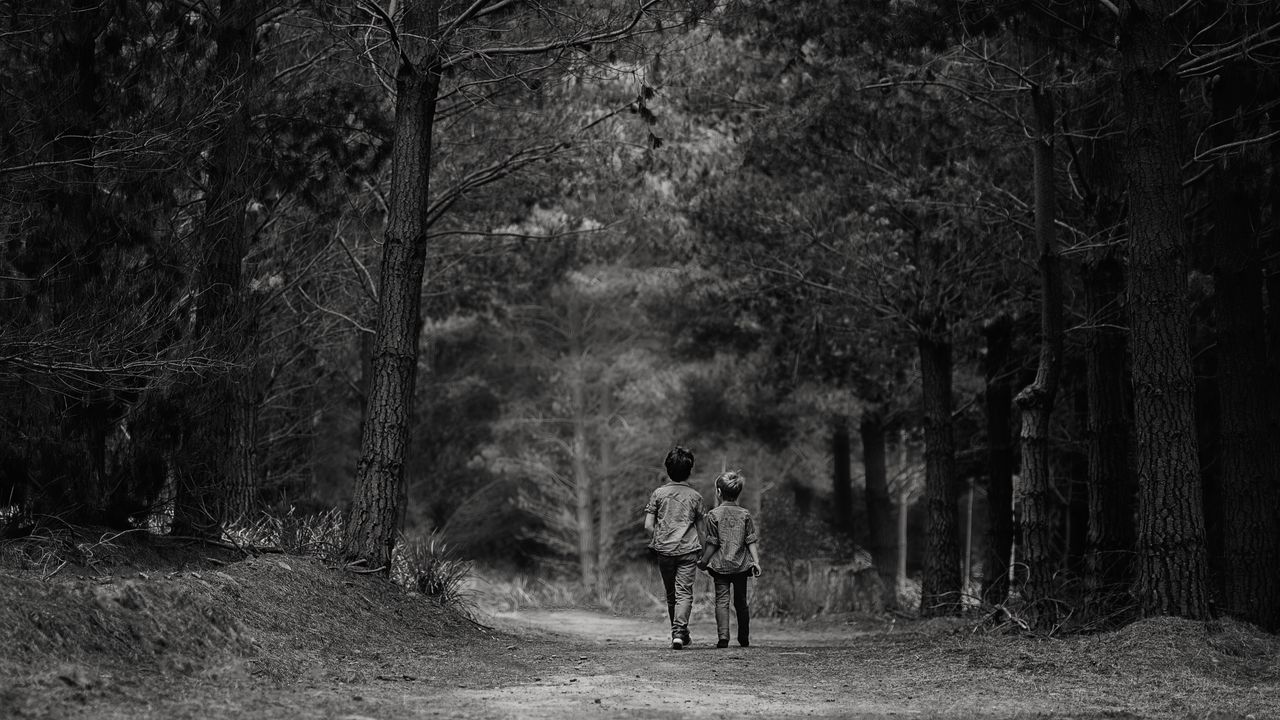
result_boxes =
[394,531,474,612]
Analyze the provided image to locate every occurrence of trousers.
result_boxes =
[654,550,698,635]
[709,569,750,643]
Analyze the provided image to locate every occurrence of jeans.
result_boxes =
[710,570,750,644]
[654,550,699,636]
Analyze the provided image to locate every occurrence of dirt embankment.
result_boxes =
[2,544,1279,720]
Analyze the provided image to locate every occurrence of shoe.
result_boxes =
[716,639,729,648]
[680,632,692,647]
[738,639,750,647]
[671,635,684,650]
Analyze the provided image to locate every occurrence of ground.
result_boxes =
[2,543,1278,719]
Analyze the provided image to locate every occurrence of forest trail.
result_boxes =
[320,607,989,720]
[289,607,1277,720]
[5,556,1277,719]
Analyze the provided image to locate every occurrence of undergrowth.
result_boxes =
[2,508,478,616]
[393,531,474,612]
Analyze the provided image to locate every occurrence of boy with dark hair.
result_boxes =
[644,445,705,649]
[697,470,761,648]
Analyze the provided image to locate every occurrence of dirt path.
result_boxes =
[9,597,1278,719]
[288,609,1207,720]
[450,609,895,719]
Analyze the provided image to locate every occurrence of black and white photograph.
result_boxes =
[2,1,1278,717]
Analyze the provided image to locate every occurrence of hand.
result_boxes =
[749,564,761,577]
[696,560,708,571]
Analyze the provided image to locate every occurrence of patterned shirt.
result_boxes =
[703,503,758,574]
[644,481,706,556]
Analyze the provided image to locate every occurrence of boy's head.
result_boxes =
[664,446,695,482]
[715,470,745,501]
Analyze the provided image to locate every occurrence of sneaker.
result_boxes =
[671,635,684,650]
[716,639,729,648]
[680,632,692,647]
[738,639,750,647]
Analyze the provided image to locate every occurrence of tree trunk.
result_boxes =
[59,0,107,525]
[1119,0,1209,620]
[1208,64,1280,632]
[1081,251,1135,612]
[596,385,613,602]
[980,315,1014,606]
[832,415,854,538]
[1015,83,1064,629]
[571,354,598,592]
[172,0,260,537]
[917,332,962,616]
[342,0,442,571]
[860,409,896,609]
[227,376,258,520]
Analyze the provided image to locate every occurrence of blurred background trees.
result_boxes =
[3,0,1279,632]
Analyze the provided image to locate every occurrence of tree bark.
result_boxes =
[896,429,910,591]
[860,409,897,609]
[1015,83,1064,629]
[342,0,442,570]
[1208,63,1280,632]
[917,331,962,616]
[1119,0,1210,620]
[172,0,260,537]
[832,415,854,538]
[596,384,614,601]
[980,314,1014,606]
[571,353,598,592]
[1081,251,1136,612]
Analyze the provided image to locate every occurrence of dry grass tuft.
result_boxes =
[223,509,345,558]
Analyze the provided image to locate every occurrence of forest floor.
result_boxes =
[2,538,1279,719]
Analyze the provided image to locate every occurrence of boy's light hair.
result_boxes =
[715,470,745,501]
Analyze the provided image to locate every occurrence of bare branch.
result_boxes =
[296,287,376,335]
[335,229,380,303]
[439,0,492,43]
[441,0,666,70]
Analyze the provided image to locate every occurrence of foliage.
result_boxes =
[223,508,347,558]
[394,530,475,611]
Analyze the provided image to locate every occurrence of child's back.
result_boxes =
[645,446,705,649]
[698,470,760,648]
[702,503,757,574]
[647,481,704,556]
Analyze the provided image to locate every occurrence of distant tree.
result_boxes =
[1010,10,1067,631]
[978,313,1015,606]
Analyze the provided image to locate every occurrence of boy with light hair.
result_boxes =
[697,469,761,648]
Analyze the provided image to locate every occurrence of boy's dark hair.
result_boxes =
[716,470,745,501]
[664,446,695,482]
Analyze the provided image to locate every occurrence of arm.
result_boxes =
[644,511,655,537]
[697,539,718,568]
[747,541,761,575]
[697,510,716,569]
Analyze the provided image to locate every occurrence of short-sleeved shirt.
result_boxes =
[703,503,758,574]
[644,481,705,556]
